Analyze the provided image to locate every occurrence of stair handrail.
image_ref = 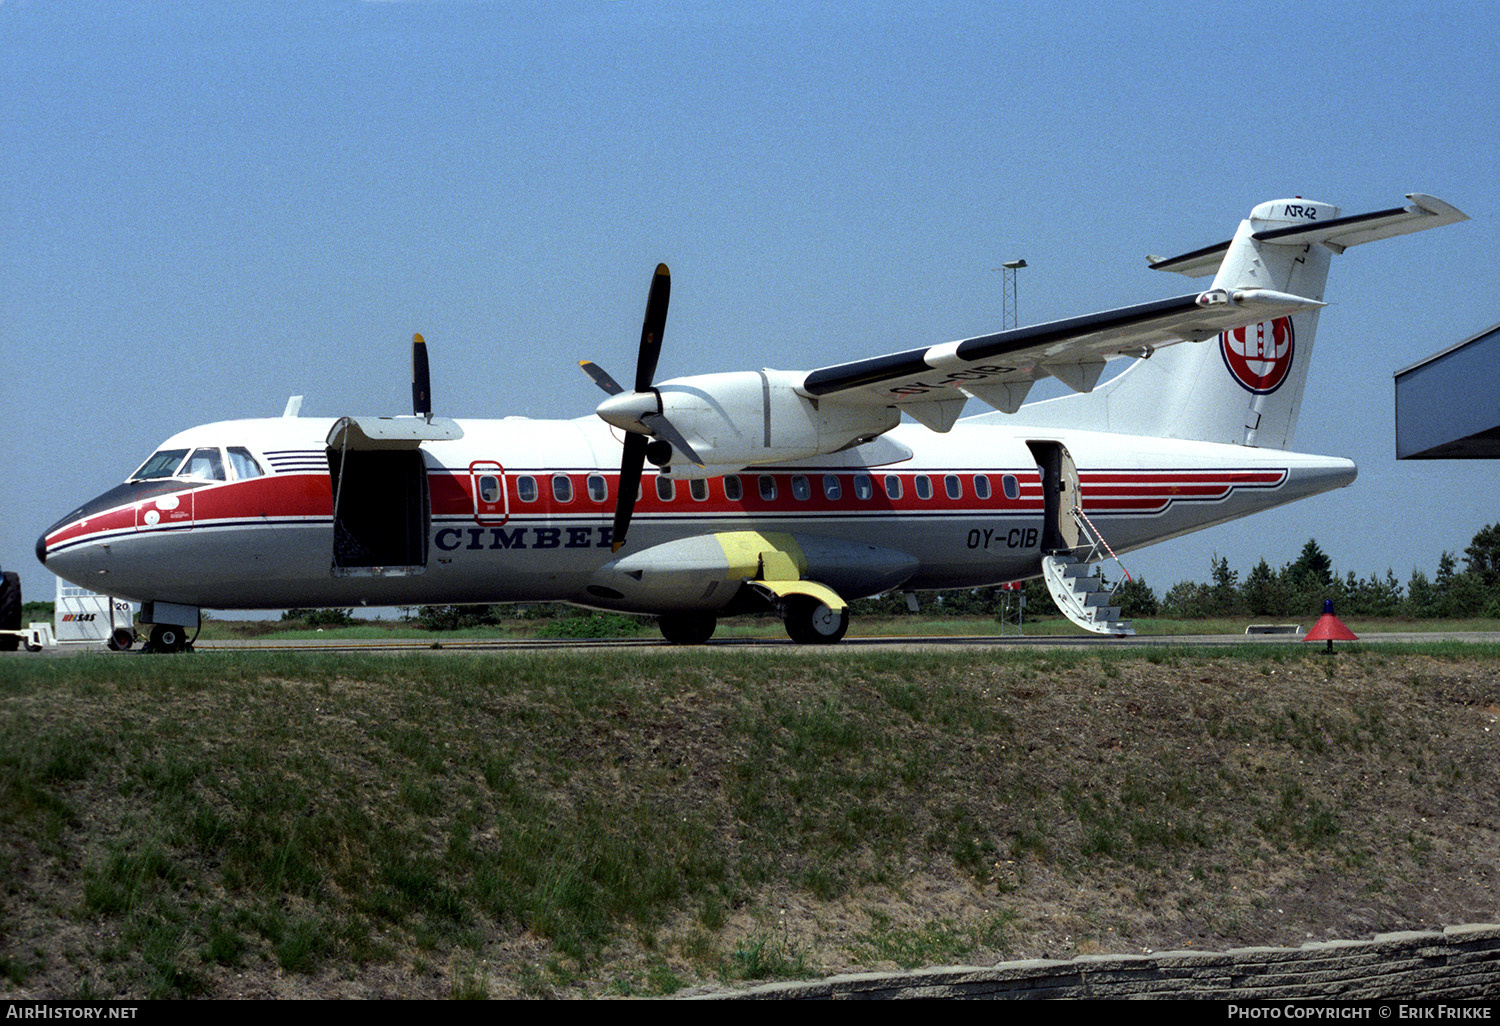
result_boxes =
[1070,505,1132,587]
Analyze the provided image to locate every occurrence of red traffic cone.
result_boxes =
[1304,599,1358,652]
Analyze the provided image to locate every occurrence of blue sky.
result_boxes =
[3,0,1496,612]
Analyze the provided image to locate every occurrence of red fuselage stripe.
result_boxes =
[45,467,1288,549]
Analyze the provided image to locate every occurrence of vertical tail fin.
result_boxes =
[1013,195,1466,449]
[1136,198,1338,449]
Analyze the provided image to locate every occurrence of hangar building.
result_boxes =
[1394,322,1500,459]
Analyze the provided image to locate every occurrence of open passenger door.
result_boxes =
[325,416,462,576]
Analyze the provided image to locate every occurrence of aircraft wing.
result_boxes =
[798,286,1322,428]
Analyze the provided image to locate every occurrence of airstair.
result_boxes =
[1040,506,1135,637]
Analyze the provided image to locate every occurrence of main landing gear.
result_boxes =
[657,612,718,645]
[782,595,849,645]
[656,598,849,646]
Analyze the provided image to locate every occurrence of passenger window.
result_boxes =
[656,476,675,501]
[944,474,962,500]
[478,476,501,503]
[552,475,573,503]
[184,447,226,481]
[884,475,902,500]
[758,475,777,501]
[587,474,607,502]
[132,449,189,481]
[517,476,538,502]
[914,475,932,500]
[792,475,811,500]
[228,447,264,480]
[724,475,743,501]
[853,475,873,500]
[822,475,841,501]
[690,478,708,501]
[1003,474,1020,501]
[974,474,991,500]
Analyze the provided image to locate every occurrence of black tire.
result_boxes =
[0,571,20,653]
[149,623,188,654]
[783,596,849,645]
[658,612,717,645]
[108,627,135,652]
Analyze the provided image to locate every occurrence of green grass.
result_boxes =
[852,910,1014,970]
[1,645,1497,996]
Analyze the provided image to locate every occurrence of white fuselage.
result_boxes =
[38,413,1355,614]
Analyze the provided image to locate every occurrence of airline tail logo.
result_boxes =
[1220,317,1294,394]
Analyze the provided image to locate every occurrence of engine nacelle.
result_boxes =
[651,370,898,474]
[584,530,919,612]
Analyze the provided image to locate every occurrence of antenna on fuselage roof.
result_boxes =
[282,395,304,418]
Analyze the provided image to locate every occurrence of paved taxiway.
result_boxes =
[186,629,1500,654]
[12,630,1500,656]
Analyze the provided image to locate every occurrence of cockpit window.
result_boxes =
[183,447,227,481]
[131,449,189,481]
[227,447,264,480]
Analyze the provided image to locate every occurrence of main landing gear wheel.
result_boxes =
[658,612,717,645]
[782,597,849,645]
[148,624,189,654]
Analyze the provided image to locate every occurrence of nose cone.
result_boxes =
[34,480,160,585]
[36,505,90,571]
[35,505,99,585]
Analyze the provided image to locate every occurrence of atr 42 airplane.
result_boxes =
[36,194,1467,651]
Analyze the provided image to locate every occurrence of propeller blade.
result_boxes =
[612,432,649,552]
[602,263,672,552]
[412,333,432,417]
[635,263,670,392]
[579,360,625,396]
[641,411,705,466]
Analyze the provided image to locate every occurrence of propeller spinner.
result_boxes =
[580,264,702,552]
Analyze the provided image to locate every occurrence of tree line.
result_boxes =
[1151,524,1500,620]
[852,523,1500,622]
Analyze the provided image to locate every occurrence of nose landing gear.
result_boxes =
[147,624,192,654]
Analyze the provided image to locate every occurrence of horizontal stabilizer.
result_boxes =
[1149,193,1469,278]
[1252,193,1468,253]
